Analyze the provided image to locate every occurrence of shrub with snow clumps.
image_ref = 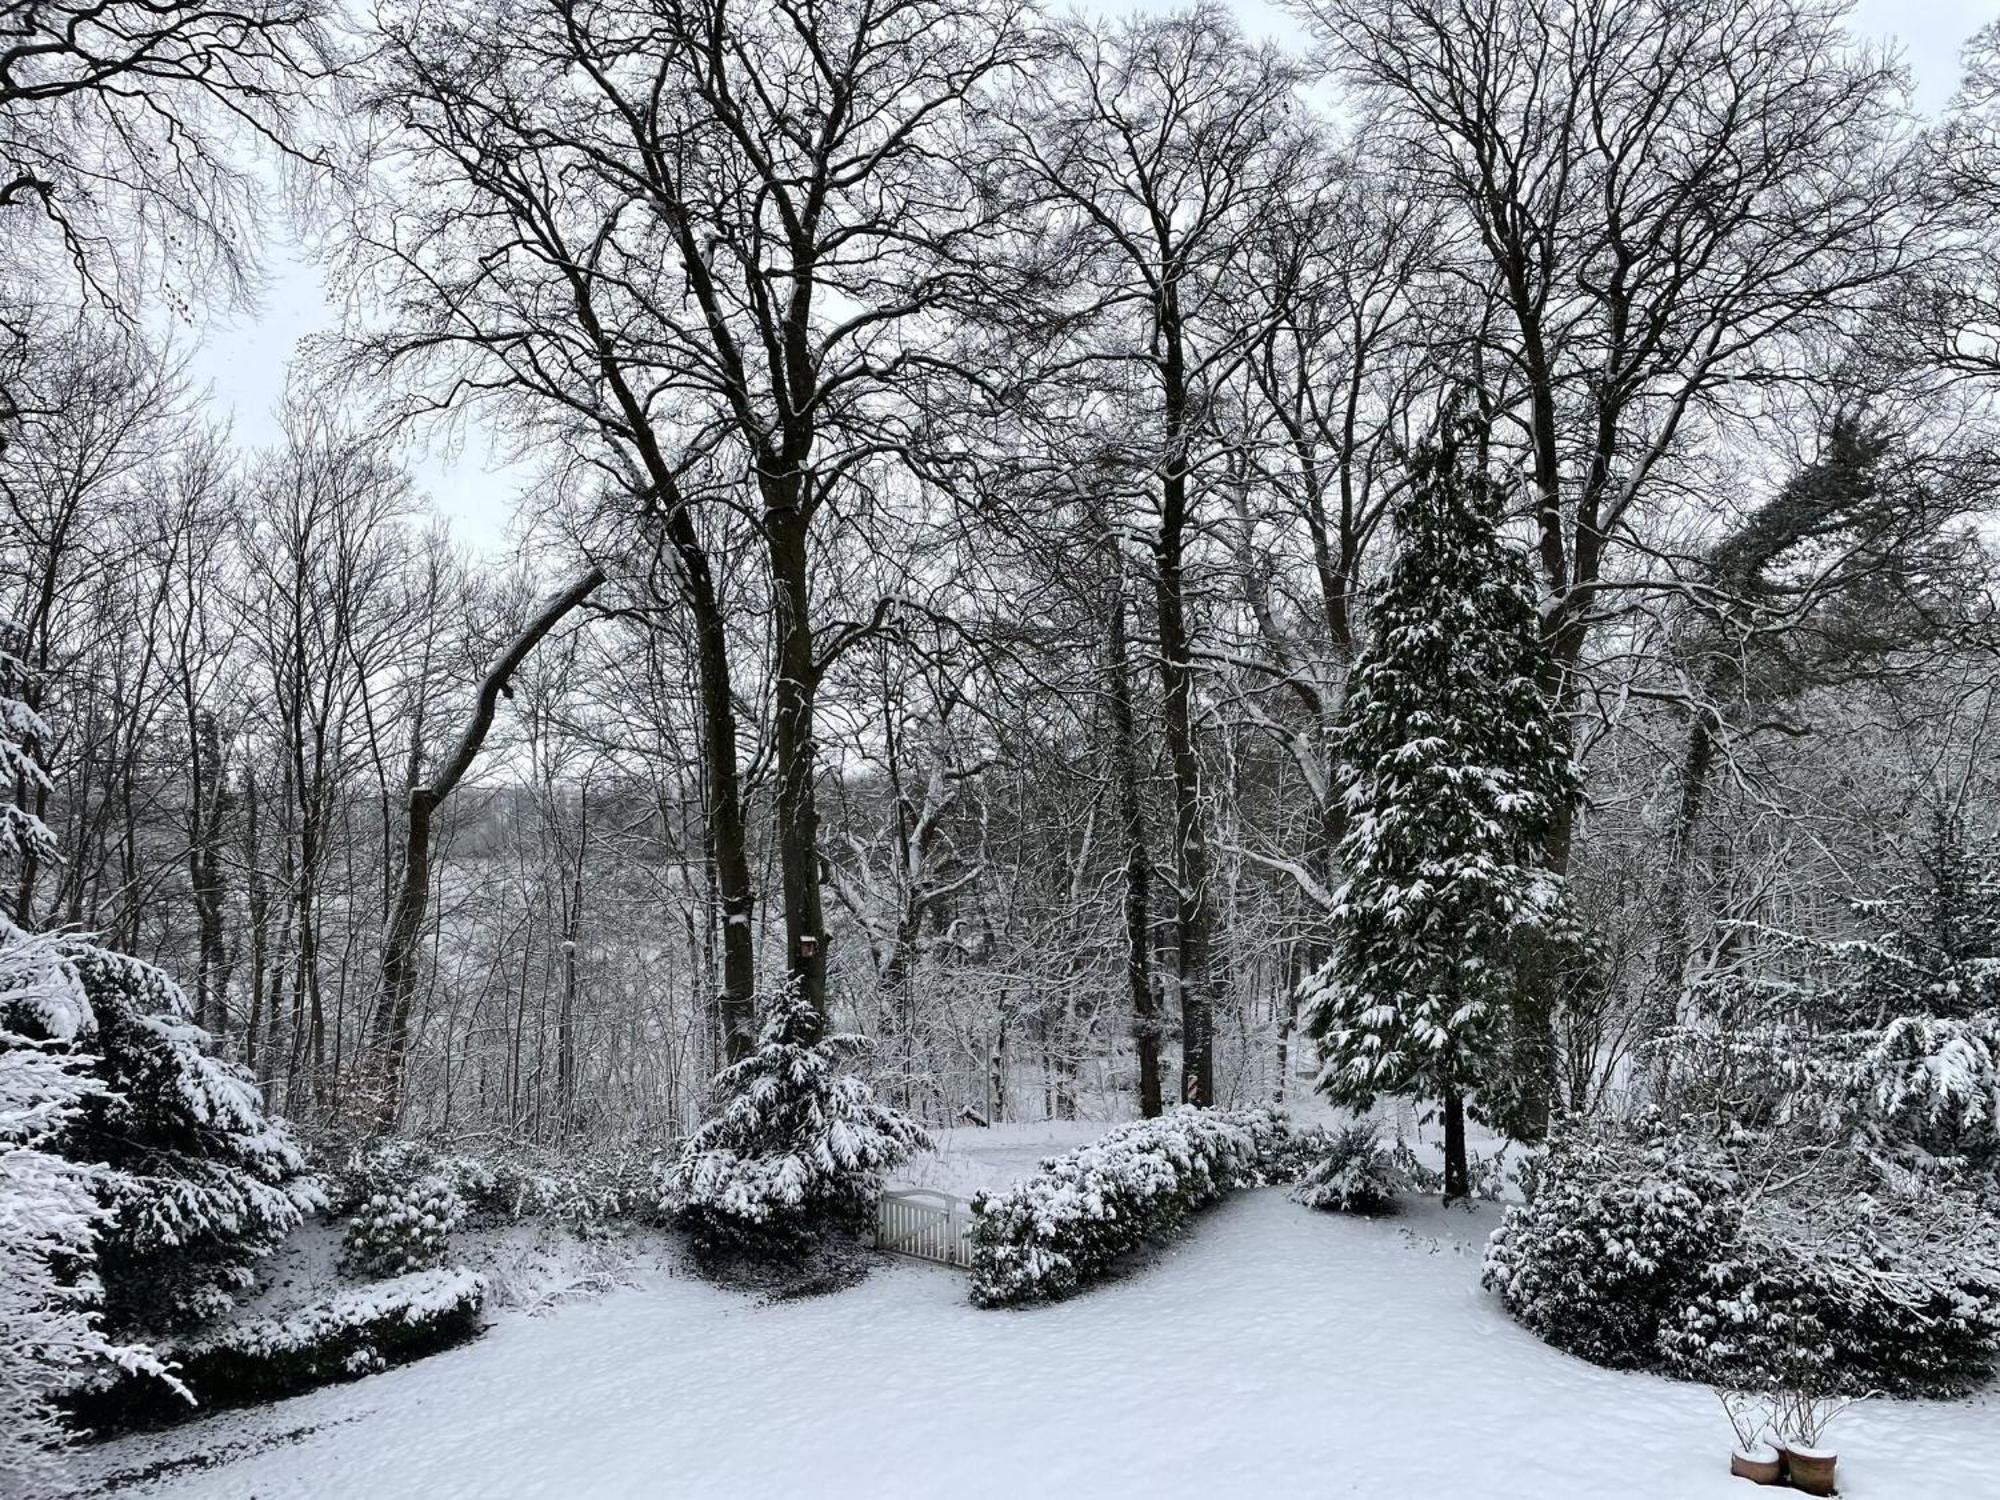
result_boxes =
[341,1176,464,1279]
[1484,1113,2000,1396]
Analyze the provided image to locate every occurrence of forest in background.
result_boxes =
[8,0,2000,1160]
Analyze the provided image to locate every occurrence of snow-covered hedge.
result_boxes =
[1483,1115,2000,1396]
[70,1268,486,1434]
[968,1107,1265,1307]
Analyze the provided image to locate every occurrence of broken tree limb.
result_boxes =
[367,562,608,1128]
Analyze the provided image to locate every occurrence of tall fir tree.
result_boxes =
[1300,413,1583,1200]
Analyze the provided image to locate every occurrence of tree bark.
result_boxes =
[1156,299,1216,1108]
[645,497,756,1062]
[1442,1089,1469,1203]
[764,493,829,1026]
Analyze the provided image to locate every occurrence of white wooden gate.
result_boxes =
[874,1188,975,1269]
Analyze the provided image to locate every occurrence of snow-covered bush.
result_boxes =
[661,984,929,1261]
[340,1177,463,1279]
[968,1107,1263,1307]
[324,1132,655,1240]
[32,942,324,1331]
[320,1134,438,1219]
[1650,1017,1832,1132]
[70,1267,486,1434]
[1841,809,2000,1025]
[452,1146,657,1233]
[1289,1123,1409,1215]
[1486,1114,2000,1396]
[1223,1104,1299,1171]
[1662,1178,2000,1398]
[1482,1115,1742,1369]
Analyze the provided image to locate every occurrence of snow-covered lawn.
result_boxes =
[80,1189,1994,1499]
[887,1118,1123,1197]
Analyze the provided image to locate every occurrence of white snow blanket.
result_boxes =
[81,1191,1993,1498]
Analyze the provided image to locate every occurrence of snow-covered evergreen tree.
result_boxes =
[0,628,319,1336]
[24,941,325,1332]
[1844,808,2000,1026]
[0,629,172,1491]
[663,983,929,1260]
[0,922,170,1493]
[1300,414,1582,1199]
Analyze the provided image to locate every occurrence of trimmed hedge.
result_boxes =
[69,1267,486,1434]
[968,1107,1265,1307]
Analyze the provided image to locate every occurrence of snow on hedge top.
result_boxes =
[967,1108,1278,1305]
[184,1268,486,1361]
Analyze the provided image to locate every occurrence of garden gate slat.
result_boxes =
[874,1188,975,1270]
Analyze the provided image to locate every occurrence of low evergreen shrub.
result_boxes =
[1483,1115,2000,1396]
[69,1268,486,1434]
[1289,1123,1409,1215]
[340,1178,463,1279]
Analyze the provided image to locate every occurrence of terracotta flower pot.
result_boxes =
[1782,1444,1838,1496]
[1729,1444,1784,1485]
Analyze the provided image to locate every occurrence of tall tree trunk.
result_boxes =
[1157,503,1215,1106]
[372,564,606,1129]
[653,508,755,1062]
[1106,559,1163,1118]
[1441,1088,1469,1203]
[1650,703,1720,1055]
[764,494,828,1025]
[244,768,268,1072]
[556,787,588,1134]
[187,710,231,1037]
[1156,306,1215,1107]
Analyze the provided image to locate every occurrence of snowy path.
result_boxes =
[84,1191,1996,1499]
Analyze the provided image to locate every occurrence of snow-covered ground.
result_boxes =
[78,1188,1995,1499]
[887,1118,1122,1197]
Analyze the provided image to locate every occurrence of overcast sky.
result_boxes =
[178,0,2000,558]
